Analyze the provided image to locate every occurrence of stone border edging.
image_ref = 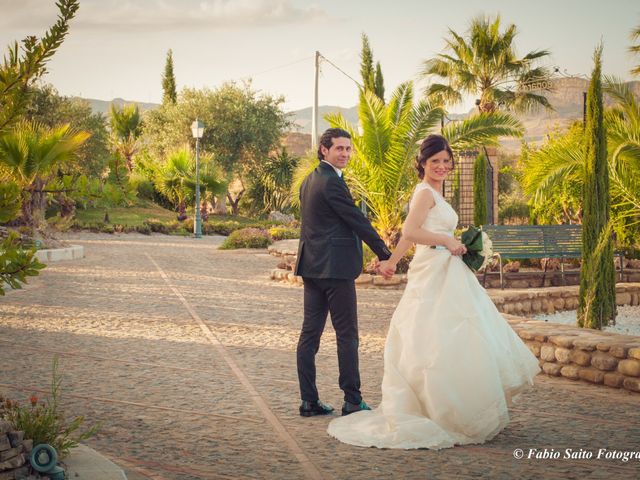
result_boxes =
[506,314,640,394]
[35,245,84,263]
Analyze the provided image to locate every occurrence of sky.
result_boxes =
[1,0,639,113]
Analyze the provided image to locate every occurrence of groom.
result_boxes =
[295,128,392,417]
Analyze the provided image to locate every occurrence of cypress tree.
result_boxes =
[360,33,375,92]
[374,61,385,102]
[577,46,616,329]
[162,49,177,105]
[473,151,488,225]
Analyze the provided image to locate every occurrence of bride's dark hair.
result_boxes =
[415,135,454,179]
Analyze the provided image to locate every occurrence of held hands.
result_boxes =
[443,237,467,256]
[376,259,397,280]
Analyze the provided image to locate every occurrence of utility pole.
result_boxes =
[312,51,320,148]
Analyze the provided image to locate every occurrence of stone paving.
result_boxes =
[0,232,639,480]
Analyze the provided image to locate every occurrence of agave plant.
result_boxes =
[292,82,523,245]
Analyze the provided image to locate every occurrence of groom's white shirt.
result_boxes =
[321,160,342,177]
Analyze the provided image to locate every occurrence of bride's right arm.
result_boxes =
[400,189,464,255]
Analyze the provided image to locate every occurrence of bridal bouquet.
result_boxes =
[460,226,493,272]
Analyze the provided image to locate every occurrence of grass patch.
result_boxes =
[75,205,176,227]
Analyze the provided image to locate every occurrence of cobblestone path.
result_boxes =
[1,234,638,479]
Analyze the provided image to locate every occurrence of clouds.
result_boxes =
[0,0,330,32]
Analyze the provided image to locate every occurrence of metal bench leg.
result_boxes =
[561,258,566,285]
[542,259,549,287]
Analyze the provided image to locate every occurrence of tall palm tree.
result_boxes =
[0,120,89,227]
[109,103,141,176]
[292,83,523,245]
[421,15,552,113]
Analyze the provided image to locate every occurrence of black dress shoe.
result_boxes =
[299,400,334,417]
[341,400,372,416]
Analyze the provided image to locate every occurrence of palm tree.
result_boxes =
[421,15,552,114]
[520,78,640,233]
[155,148,226,221]
[292,83,523,245]
[0,120,89,227]
[109,103,141,176]
[630,25,640,77]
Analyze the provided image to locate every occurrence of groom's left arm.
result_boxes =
[325,177,391,260]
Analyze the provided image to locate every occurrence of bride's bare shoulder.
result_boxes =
[411,185,436,208]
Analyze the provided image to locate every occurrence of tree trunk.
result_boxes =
[213,194,227,215]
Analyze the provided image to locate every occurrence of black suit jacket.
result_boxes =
[294,161,391,279]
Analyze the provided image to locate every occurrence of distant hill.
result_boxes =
[81,78,640,155]
[78,97,160,115]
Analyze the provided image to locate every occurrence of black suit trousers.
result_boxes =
[297,277,362,404]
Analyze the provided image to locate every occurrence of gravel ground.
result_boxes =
[534,305,640,336]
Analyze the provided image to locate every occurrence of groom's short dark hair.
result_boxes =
[317,128,351,160]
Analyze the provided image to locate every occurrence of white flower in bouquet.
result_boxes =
[479,231,493,271]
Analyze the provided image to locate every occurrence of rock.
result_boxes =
[548,335,577,348]
[560,365,580,379]
[617,359,640,377]
[540,345,556,362]
[591,352,618,371]
[616,293,631,306]
[0,453,24,470]
[596,342,611,352]
[7,432,23,449]
[628,347,640,361]
[610,344,632,358]
[578,368,605,384]
[0,423,10,435]
[555,347,572,364]
[572,338,598,351]
[623,377,640,392]
[0,435,10,452]
[542,362,563,376]
[0,447,21,462]
[268,211,295,223]
[553,298,565,309]
[604,372,625,388]
[531,299,542,313]
[526,341,542,357]
[20,440,32,454]
[569,350,592,367]
[372,276,402,286]
[534,333,549,343]
[354,274,373,285]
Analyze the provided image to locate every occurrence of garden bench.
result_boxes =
[480,224,625,289]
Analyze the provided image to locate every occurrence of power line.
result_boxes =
[318,53,362,88]
[239,55,314,80]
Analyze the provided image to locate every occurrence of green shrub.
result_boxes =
[0,357,100,458]
[268,226,300,240]
[144,219,170,234]
[219,228,272,249]
[206,219,242,235]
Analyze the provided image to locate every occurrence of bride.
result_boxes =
[327,134,540,449]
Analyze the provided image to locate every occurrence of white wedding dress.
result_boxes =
[327,183,540,449]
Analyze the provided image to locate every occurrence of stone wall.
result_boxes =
[0,420,33,480]
[506,316,640,394]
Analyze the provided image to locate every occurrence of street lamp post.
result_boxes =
[191,119,204,239]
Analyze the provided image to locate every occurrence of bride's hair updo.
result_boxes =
[415,134,454,179]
